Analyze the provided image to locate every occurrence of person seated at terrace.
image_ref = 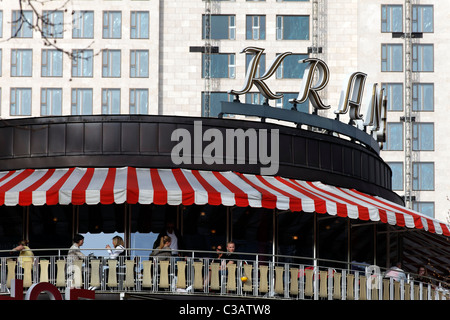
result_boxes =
[150,235,172,261]
[384,261,407,282]
[153,221,185,257]
[11,240,34,268]
[415,265,434,285]
[106,236,126,259]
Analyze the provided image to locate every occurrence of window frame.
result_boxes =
[72,11,94,39]
[381,44,403,72]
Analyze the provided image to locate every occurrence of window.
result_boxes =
[381,44,403,72]
[413,123,434,151]
[130,89,148,114]
[382,83,403,111]
[11,49,32,77]
[130,50,149,78]
[413,162,434,191]
[102,89,121,114]
[11,88,32,116]
[381,5,402,33]
[0,50,2,76]
[103,11,122,39]
[412,202,434,218]
[276,16,309,40]
[71,88,93,115]
[202,53,235,79]
[12,10,33,38]
[72,50,93,77]
[246,15,265,40]
[73,11,94,39]
[245,53,265,77]
[413,83,434,111]
[385,122,403,151]
[412,5,433,33]
[0,11,3,38]
[245,93,266,105]
[276,54,308,79]
[42,49,63,77]
[202,15,235,40]
[41,88,62,115]
[202,92,232,117]
[102,50,121,77]
[131,11,149,39]
[387,162,403,191]
[413,44,433,72]
[276,93,309,113]
[42,11,64,38]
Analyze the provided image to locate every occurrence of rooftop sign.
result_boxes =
[226,47,387,149]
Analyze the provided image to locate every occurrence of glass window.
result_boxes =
[413,162,434,191]
[41,88,62,115]
[130,89,148,114]
[276,53,308,79]
[382,83,403,111]
[381,44,403,72]
[71,88,93,115]
[42,11,64,38]
[11,88,32,116]
[413,44,433,72]
[0,11,3,38]
[246,15,265,40]
[202,15,235,40]
[11,49,32,77]
[202,92,232,117]
[131,11,149,39]
[42,49,63,77]
[413,83,433,111]
[276,93,309,113]
[202,53,235,79]
[381,5,403,33]
[387,162,403,191]
[412,202,434,218]
[73,11,94,39]
[102,49,121,77]
[413,123,434,151]
[385,122,403,151]
[103,11,122,39]
[12,10,33,38]
[276,16,309,40]
[0,49,2,76]
[72,50,93,77]
[130,50,149,78]
[102,88,121,114]
[412,5,433,33]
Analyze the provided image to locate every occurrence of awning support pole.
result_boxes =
[273,209,277,264]
[347,219,351,271]
[313,212,317,268]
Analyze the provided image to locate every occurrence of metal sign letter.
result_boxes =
[289,58,331,110]
[335,72,367,120]
[228,47,292,100]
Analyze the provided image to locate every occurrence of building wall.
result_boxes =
[1,0,447,223]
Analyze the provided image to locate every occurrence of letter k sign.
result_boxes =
[228,47,292,100]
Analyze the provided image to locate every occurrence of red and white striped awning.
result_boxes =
[0,167,448,236]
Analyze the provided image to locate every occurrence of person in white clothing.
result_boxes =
[106,236,125,259]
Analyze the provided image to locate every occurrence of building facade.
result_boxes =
[0,0,445,223]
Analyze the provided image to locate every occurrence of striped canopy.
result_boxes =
[0,166,448,236]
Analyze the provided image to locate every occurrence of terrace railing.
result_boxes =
[1,248,448,300]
